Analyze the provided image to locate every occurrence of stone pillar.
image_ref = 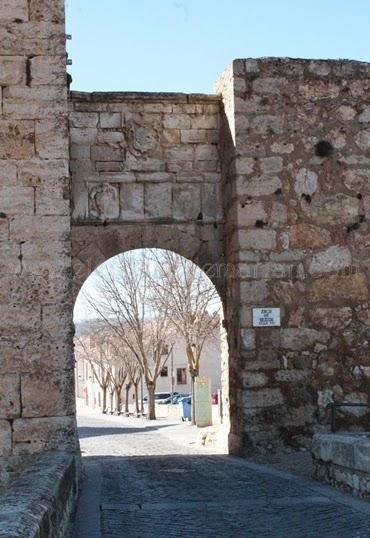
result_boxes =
[0,0,76,456]
[216,58,370,455]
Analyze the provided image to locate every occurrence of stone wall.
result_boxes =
[0,0,77,456]
[0,451,79,537]
[2,0,370,463]
[69,92,225,295]
[313,433,370,498]
[215,58,370,453]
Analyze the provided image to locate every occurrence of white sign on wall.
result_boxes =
[252,308,281,327]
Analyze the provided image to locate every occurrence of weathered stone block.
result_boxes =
[22,240,71,273]
[287,223,332,249]
[250,115,284,134]
[0,242,21,274]
[191,115,219,130]
[274,370,309,382]
[0,120,35,159]
[91,145,124,162]
[241,329,255,350]
[0,218,7,240]
[120,183,144,220]
[260,156,283,174]
[314,307,352,330]
[144,183,172,219]
[240,281,269,304]
[99,112,122,128]
[30,55,66,85]
[163,115,191,129]
[308,246,352,275]
[252,77,286,94]
[194,144,219,161]
[294,168,318,196]
[239,229,276,250]
[35,185,70,216]
[304,194,359,226]
[164,146,193,162]
[236,201,268,227]
[0,186,34,216]
[0,56,26,85]
[9,215,70,241]
[243,388,284,408]
[280,328,329,350]
[18,158,69,186]
[89,183,120,220]
[0,420,11,456]
[13,416,77,454]
[243,372,268,388]
[355,130,370,151]
[162,128,181,146]
[2,86,67,119]
[21,370,75,418]
[70,112,99,128]
[173,183,201,220]
[0,374,20,419]
[29,0,65,23]
[0,0,29,20]
[70,128,97,145]
[309,274,368,303]
[35,119,68,158]
[0,160,17,185]
[237,175,282,197]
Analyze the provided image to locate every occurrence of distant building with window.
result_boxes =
[150,335,221,397]
[75,332,221,412]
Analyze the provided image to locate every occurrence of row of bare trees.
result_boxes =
[75,249,220,422]
[75,330,142,414]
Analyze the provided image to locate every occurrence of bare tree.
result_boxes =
[150,250,220,424]
[75,333,111,413]
[110,337,141,414]
[83,251,174,420]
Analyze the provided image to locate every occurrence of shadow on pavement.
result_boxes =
[78,422,179,439]
[72,454,370,538]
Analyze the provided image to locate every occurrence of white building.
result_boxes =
[75,333,221,412]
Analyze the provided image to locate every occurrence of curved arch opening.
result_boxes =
[73,247,230,449]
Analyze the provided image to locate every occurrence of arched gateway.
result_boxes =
[1,0,370,463]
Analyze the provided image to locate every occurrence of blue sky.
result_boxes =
[66,0,370,94]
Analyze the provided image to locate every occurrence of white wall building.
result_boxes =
[75,333,221,412]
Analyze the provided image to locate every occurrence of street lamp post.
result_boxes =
[170,346,174,404]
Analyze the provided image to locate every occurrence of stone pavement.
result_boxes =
[72,408,370,537]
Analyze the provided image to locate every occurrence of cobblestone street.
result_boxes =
[73,409,370,537]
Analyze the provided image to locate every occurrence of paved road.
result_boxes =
[73,409,370,538]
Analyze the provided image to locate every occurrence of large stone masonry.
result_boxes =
[2,0,370,462]
[0,0,77,458]
[69,92,225,296]
[216,58,370,454]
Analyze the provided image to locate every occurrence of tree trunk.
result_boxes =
[109,391,114,413]
[116,387,122,413]
[134,382,140,415]
[191,375,196,425]
[125,384,130,414]
[147,383,156,420]
[140,375,144,413]
[102,386,107,413]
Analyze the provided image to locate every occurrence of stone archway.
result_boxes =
[1,0,370,460]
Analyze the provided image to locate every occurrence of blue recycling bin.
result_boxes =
[179,397,191,422]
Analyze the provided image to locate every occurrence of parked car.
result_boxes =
[157,392,181,404]
[177,395,191,404]
[143,392,178,404]
[167,393,189,405]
